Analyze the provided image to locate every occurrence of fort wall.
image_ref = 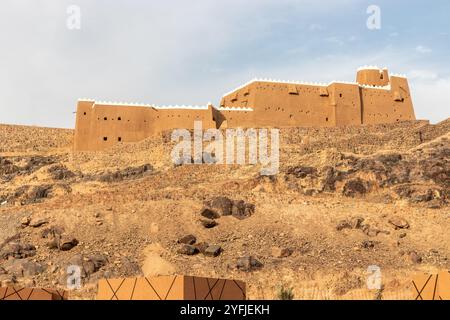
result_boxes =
[74,67,416,151]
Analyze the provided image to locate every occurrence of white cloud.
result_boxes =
[309,24,325,31]
[415,45,432,54]
[408,70,439,81]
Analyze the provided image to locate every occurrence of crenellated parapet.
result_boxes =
[74,67,416,151]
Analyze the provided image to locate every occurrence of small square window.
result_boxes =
[118,137,122,142]
[103,137,108,141]
[83,112,87,115]
[104,117,107,120]
[118,117,122,121]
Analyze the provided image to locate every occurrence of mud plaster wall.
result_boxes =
[74,102,215,151]
[219,72,415,128]
[74,69,416,151]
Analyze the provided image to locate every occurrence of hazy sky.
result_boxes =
[0,0,449,128]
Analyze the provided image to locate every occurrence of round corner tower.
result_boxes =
[356,67,389,87]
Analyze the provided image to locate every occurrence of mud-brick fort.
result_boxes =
[74,66,416,151]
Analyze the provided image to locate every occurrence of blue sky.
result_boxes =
[0,0,449,128]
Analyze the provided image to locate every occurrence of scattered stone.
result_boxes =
[200,208,220,220]
[388,217,410,229]
[201,198,255,220]
[59,237,79,251]
[26,185,53,203]
[231,200,255,220]
[1,243,36,259]
[97,164,153,183]
[361,225,381,237]
[0,266,6,274]
[193,242,210,254]
[3,259,45,277]
[409,251,422,264]
[48,165,75,180]
[205,197,233,216]
[286,166,317,179]
[200,219,218,229]
[29,218,49,228]
[204,245,222,257]
[41,225,64,239]
[236,256,263,272]
[177,245,199,256]
[177,234,197,245]
[361,240,376,249]
[343,179,367,197]
[399,232,407,239]
[271,247,293,258]
[427,199,444,209]
[20,216,31,227]
[351,217,365,229]
[67,254,108,279]
[336,220,352,231]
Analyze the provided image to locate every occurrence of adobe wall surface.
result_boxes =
[73,67,416,151]
[74,101,216,151]
[219,68,415,128]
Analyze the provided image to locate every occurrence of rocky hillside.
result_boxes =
[0,119,449,300]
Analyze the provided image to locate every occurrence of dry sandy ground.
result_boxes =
[0,120,449,300]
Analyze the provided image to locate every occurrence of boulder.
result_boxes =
[177,234,197,245]
[205,197,233,216]
[3,259,45,277]
[200,219,218,229]
[193,242,209,254]
[67,254,108,279]
[286,166,317,179]
[59,237,79,251]
[231,200,255,220]
[409,251,422,264]
[200,208,220,220]
[177,245,199,256]
[343,179,367,197]
[29,218,49,228]
[1,242,36,259]
[388,217,410,229]
[236,256,263,272]
[20,216,31,227]
[204,245,222,257]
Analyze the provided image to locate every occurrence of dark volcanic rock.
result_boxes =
[200,208,220,220]
[177,245,199,256]
[343,179,367,197]
[26,185,53,203]
[97,164,153,183]
[48,165,76,180]
[200,219,218,229]
[193,242,210,254]
[204,245,222,257]
[177,235,197,245]
[205,197,233,216]
[286,166,317,179]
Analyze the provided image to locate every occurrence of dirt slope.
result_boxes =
[0,119,449,300]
